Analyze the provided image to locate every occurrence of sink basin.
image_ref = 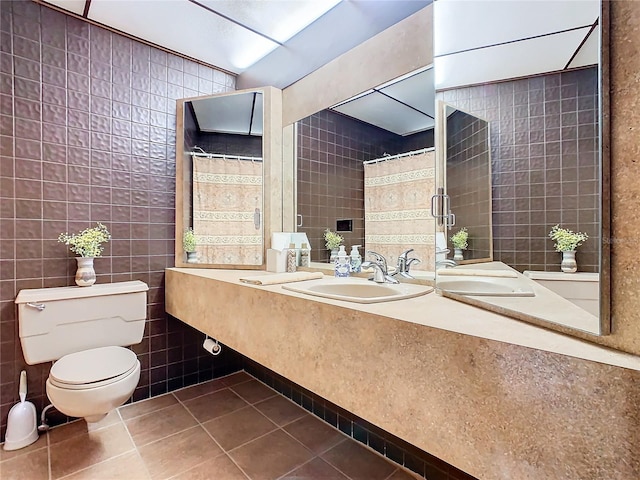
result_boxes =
[282,277,432,303]
[437,276,535,297]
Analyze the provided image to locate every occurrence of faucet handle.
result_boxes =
[398,248,414,259]
[366,251,387,271]
[406,257,421,266]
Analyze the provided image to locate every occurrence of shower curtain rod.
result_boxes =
[189,151,263,162]
[363,147,434,165]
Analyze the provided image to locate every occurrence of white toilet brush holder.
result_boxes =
[3,371,39,451]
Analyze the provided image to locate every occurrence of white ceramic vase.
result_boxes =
[453,248,464,262]
[329,248,339,264]
[75,257,96,287]
[186,251,198,263]
[561,250,577,273]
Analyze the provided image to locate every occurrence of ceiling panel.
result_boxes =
[88,0,278,72]
[333,92,434,136]
[237,0,431,89]
[568,28,599,69]
[379,68,435,117]
[192,92,262,136]
[435,27,592,90]
[43,0,85,15]
[434,0,598,56]
[197,0,341,43]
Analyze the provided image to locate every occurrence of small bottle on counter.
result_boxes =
[334,245,350,278]
[300,242,310,267]
[286,243,297,272]
[350,245,362,273]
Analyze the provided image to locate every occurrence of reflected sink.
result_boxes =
[282,277,433,303]
[437,276,535,297]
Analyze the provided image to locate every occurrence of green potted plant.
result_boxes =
[183,228,197,263]
[324,228,344,263]
[58,222,111,286]
[548,225,588,273]
[450,227,468,261]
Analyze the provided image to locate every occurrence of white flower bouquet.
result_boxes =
[58,222,111,257]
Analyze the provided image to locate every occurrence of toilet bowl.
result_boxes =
[16,281,148,424]
[46,346,141,422]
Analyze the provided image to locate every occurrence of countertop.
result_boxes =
[167,267,640,371]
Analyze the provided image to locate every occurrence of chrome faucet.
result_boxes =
[394,248,421,279]
[362,251,399,284]
[435,259,458,269]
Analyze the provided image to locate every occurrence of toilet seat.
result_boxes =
[49,346,138,391]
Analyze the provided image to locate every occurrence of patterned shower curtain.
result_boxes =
[364,150,436,271]
[192,155,263,265]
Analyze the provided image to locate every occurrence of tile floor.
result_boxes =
[0,371,420,480]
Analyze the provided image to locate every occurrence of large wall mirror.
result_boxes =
[284,0,609,337]
[294,66,437,271]
[433,0,609,335]
[175,87,281,269]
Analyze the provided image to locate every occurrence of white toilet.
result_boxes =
[15,281,148,423]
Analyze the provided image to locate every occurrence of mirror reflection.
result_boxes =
[442,104,492,263]
[295,67,436,273]
[180,91,264,266]
[287,0,608,336]
[433,0,607,334]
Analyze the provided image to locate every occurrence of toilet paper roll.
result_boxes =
[203,338,222,355]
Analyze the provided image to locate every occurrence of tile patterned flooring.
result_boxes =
[0,372,419,480]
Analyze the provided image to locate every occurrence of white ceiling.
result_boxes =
[42,0,430,89]
[434,0,599,90]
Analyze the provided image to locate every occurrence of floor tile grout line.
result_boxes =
[383,467,402,480]
[47,429,52,480]
[54,449,139,480]
[172,390,253,480]
[274,455,322,480]
[119,393,183,421]
[117,407,154,480]
[229,387,278,406]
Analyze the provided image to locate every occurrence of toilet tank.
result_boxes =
[15,281,148,365]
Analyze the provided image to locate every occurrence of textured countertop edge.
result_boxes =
[165,268,640,372]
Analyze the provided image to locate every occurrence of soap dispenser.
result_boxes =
[350,245,362,273]
[334,246,350,278]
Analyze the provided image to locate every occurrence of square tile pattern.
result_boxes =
[0,0,241,441]
[438,68,600,273]
[0,372,423,480]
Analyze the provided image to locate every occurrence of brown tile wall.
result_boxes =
[439,67,599,273]
[446,109,492,261]
[0,0,243,440]
[297,109,433,262]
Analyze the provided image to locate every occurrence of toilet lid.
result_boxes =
[50,346,138,386]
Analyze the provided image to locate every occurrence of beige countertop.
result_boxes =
[167,267,640,371]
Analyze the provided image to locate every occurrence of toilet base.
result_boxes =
[84,413,108,423]
[46,361,140,421]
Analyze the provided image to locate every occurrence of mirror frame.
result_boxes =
[175,87,283,269]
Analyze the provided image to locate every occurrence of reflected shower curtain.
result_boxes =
[192,155,262,265]
[364,151,436,271]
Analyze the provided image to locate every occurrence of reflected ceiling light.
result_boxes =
[270,0,342,42]
[230,41,280,70]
